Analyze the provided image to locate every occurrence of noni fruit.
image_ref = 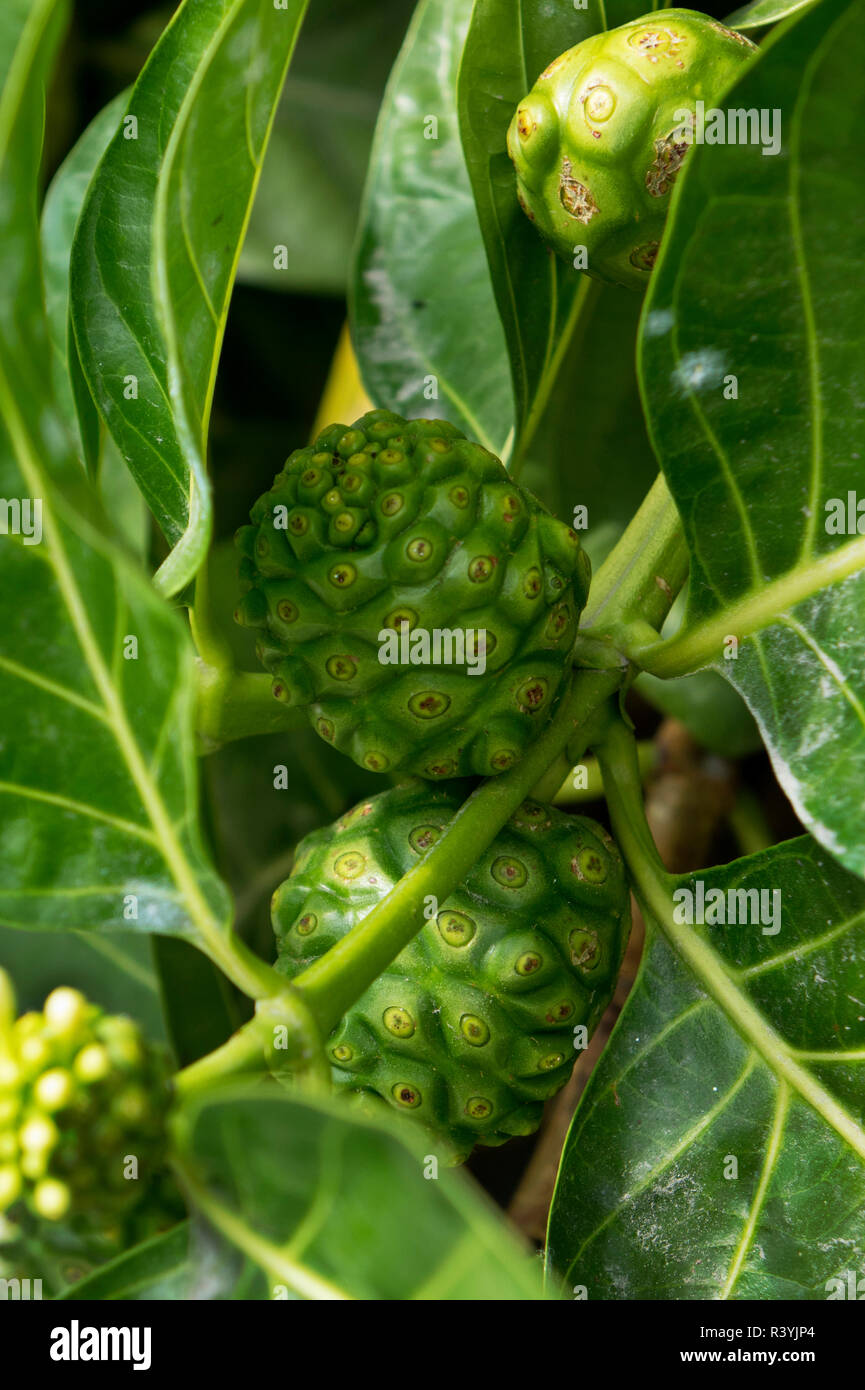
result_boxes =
[235,410,591,779]
[508,10,755,288]
[273,782,630,1158]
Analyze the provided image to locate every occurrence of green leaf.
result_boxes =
[725,0,818,31]
[41,89,128,471]
[350,0,513,454]
[548,836,865,1299]
[518,281,659,554]
[57,1218,275,1299]
[174,1085,545,1300]
[638,0,865,877]
[55,1224,193,1300]
[0,0,69,446]
[0,0,268,996]
[239,0,411,295]
[70,0,310,597]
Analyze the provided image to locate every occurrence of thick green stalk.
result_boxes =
[579,470,690,645]
[196,663,305,751]
[292,668,621,1034]
[625,534,865,677]
[174,1019,266,1097]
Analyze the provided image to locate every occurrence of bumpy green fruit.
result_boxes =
[507,10,755,289]
[273,783,630,1157]
[235,410,590,779]
[0,978,169,1223]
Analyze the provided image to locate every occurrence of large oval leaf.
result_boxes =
[41,90,128,472]
[70,0,309,596]
[0,0,263,997]
[548,835,865,1298]
[638,0,865,878]
[173,1084,545,1300]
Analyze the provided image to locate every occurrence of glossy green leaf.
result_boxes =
[55,1224,193,1301]
[639,0,865,877]
[0,0,237,978]
[57,1218,276,1300]
[70,0,310,597]
[41,89,128,471]
[726,0,818,31]
[548,836,865,1299]
[174,1085,545,1300]
[351,0,513,453]
[239,0,410,295]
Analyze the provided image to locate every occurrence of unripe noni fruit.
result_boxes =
[0,979,169,1223]
[508,10,755,289]
[236,410,591,779]
[273,782,630,1158]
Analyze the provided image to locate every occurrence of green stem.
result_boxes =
[204,930,287,1003]
[591,712,669,885]
[510,277,601,480]
[293,668,621,1034]
[552,740,656,805]
[580,471,690,643]
[174,1020,266,1098]
[196,663,305,752]
[625,534,865,678]
[190,559,232,671]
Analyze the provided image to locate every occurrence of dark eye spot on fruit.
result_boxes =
[559,156,598,223]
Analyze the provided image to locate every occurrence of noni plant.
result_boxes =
[2,0,864,1328]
